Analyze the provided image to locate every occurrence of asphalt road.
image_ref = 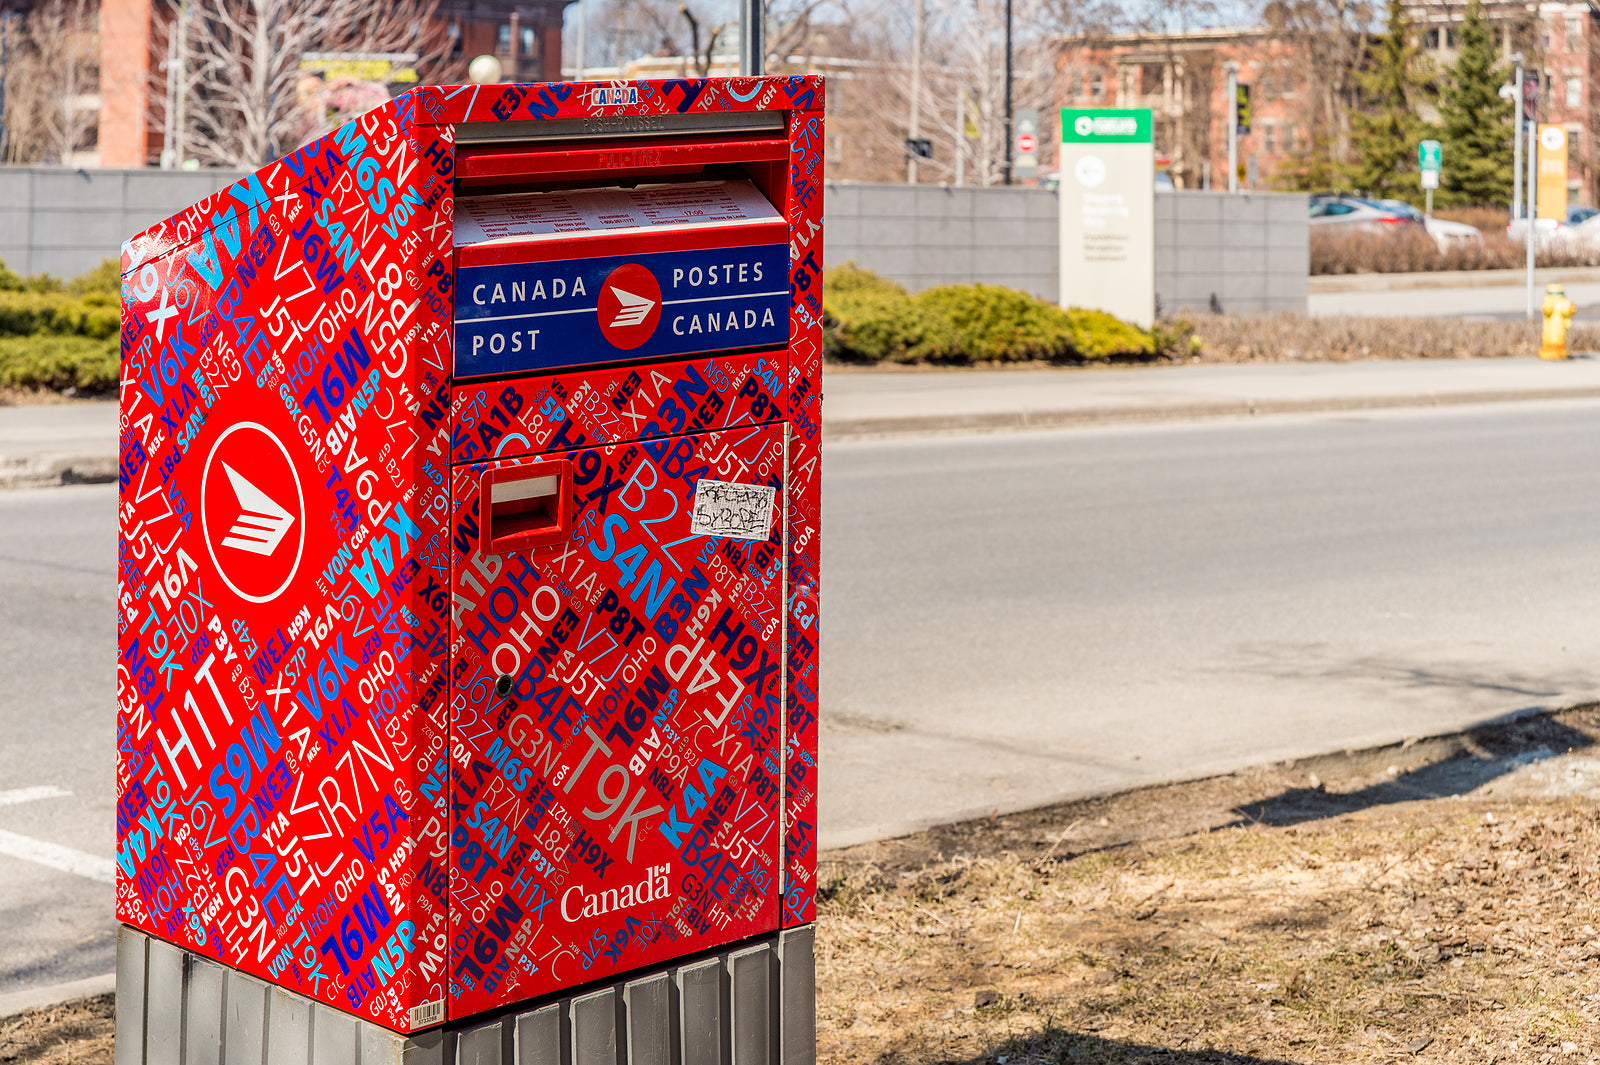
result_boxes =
[0,483,117,997]
[821,401,1600,845]
[4,401,1600,993]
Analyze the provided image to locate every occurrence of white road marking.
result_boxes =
[0,829,114,884]
[0,785,71,807]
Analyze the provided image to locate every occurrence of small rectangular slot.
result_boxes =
[480,460,571,554]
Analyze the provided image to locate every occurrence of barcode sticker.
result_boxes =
[408,999,444,1030]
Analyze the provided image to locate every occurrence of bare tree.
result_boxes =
[155,0,452,171]
[4,0,99,165]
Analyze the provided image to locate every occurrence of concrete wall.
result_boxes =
[0,169,1309,318]
[1155,191,1309,316]
[823,184,1061,302]
[822,183,1309,315]
[0,167,250,278]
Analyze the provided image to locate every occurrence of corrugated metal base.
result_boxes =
[115,925,814,1065]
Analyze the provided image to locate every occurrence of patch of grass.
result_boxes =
[1180,311,1594,362]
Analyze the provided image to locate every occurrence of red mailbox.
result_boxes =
[117,77,822,1037]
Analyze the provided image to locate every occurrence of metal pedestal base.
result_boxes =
[114,925,814,1065]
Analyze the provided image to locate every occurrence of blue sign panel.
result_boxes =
[455,244,790,377]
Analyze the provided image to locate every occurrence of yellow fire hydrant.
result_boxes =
[1541,283,1576,360]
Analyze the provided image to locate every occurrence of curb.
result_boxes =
[822,386,1600,442]
[0,454,116,490]
[1309,266,1600,294]
[0,972,115,1020]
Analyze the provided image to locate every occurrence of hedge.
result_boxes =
[823,262,1156,364]
[0,257,121,393]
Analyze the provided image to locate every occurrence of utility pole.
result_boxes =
[907,0,923,184]
[954,82,965,186]
[1224,60,1239,193]
[173,0,190,169]
[1003,0,1013,185]
[739,0,763,75]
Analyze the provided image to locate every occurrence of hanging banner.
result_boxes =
[1058,108,1155,329]
[1538,124,1569,222]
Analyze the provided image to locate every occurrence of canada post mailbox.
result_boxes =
[117,77,822,1040]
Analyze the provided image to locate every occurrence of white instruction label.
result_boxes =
[690,479,777,541]
[455,180,781,246]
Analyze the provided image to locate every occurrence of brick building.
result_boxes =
[97,0,572,168]
[1058,1,1595,202]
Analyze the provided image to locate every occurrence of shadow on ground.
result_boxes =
[1229,706,1599,829]
[937,1027,1304,1065]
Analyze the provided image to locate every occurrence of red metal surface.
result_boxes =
[116,76,823,1034]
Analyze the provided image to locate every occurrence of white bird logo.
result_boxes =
[608,286,656,328]
[219,463,295,556]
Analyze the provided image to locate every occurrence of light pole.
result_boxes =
[1224,60,1239,194]
[1508,54,1523,221]
[1526,72,1538,320]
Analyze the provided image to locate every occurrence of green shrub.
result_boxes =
[69,259,122,297]
[0,290,118,339]
[0,334,118,392]
[1064,307,1156,359]
[822,263,926,362]
[822,261,1155,364]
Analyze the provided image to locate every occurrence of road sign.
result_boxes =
[1538,124,1568,221]
[1419,139,1441,190]
[1014,108,1039,178]
[1059,108,1154,328]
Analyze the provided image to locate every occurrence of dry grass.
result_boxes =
[0,994,112,1064]
[818,797,1600,1064]
[1177,313,1599,363]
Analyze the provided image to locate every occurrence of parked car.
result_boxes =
[1308,195,1427,234]
[1373,199,1482,250]
[1507,205,1598,245]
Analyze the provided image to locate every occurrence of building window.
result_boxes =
[522,27,536,54]
[1091,72,1104,99]
[1263,123,1278,153]
[1569,76,1582,107]
[497,24,511,51]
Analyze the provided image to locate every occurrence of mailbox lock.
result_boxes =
[495,675,513,698]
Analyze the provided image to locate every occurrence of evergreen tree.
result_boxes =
[1437,0,1514,205]
[1347,0,1435,202]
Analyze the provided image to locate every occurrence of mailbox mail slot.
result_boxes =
[117,77,823,1037]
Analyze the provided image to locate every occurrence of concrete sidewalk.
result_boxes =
[823,356,1600,440]
[5,358,1600,485]
[0,401,117,488]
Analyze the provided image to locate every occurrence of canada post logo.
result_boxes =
[454,244,790,377]
[598,263,662,349]
[200,422,304,604]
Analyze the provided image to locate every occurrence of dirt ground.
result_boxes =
[0,995,111,1064]
[8,708,1600,1064]
[817,705,1600,1064]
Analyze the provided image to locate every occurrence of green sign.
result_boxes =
[1061,109,1153,144]
[1418,139,1442,171]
